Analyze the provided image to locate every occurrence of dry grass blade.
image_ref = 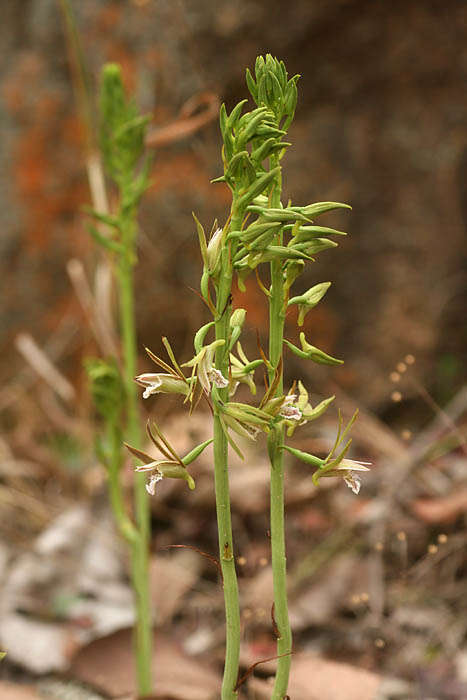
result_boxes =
[15,333,75,403]
[67,259,118,357]
[146,92,219,148]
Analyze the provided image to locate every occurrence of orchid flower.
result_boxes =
[319,458,371,495]
[135,372,190,399]
[125,421,212,495]
[182,339,228,394]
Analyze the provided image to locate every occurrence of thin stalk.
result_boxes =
[267,160,292,699]
[118,217,153,695]
[107,420,139,545]
[213,209,242,700]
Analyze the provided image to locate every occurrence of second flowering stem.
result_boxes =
[213,211,242,700]
[267,160,293,699]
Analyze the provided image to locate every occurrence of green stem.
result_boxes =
[267,161,292,699]
[213,209,242,700]
[107,420,139,545]
[118,228,153,695]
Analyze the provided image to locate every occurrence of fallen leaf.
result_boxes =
[150,550,200,625]
[289,554,357,630]
[411,489,467,523]
[248,653,381,700]
[0,505,134,673]
[71,629,220,699]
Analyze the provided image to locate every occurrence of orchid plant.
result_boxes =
[88,56,368,699]
[129,55,369,699]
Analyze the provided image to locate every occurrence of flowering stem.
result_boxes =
[212,207,242,700]
[118,213,153,695]
[267,158,293,699]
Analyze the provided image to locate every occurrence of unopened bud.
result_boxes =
[207,227,223,273]
[230,308,247,328]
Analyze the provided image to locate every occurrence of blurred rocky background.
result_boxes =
[1,0,466,414]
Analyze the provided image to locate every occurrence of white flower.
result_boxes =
[146,472,163,495]
[125,423,197,495]
[343,473,362,494]
[331,459,371,495]
[208,367,229,389]
[279,394,302,421]
[182,339,227,394]
[135,373,189,399]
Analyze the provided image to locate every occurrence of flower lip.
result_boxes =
[279,404,302,421]
[338,459,371,495]
[319,458,371,495]
[343,473,362,495]
[208,367,229,389]
[146,472,163,495]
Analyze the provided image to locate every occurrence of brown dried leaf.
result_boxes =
[289,554,357,630]
[71,629,220,699]
[150,551,201,625]
[249,653,381,700]
[411,488,467,523]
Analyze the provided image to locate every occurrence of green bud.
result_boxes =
[247,206,311,223]
[238,167,281,207]
[282,445,324,468]
[194,321,215,354]
[219,103,228,138]
[227,151,256,186]
[230,308,247,328]
[302,395,335,422]
[200,269,210,302]
[263,245,313,262]
[291,201,352,218]
[245,68,258,101]
[284,332,343,366]
[288,282,331,326]
[226,99,248,130]
[238,221,281,246]
[181,438,213,466]
[289,225,347,240]
[251,138,291,164]
[229,308,247,349]
[238,108,270,143]
[292,239,338,256]
[284,260,305,292]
